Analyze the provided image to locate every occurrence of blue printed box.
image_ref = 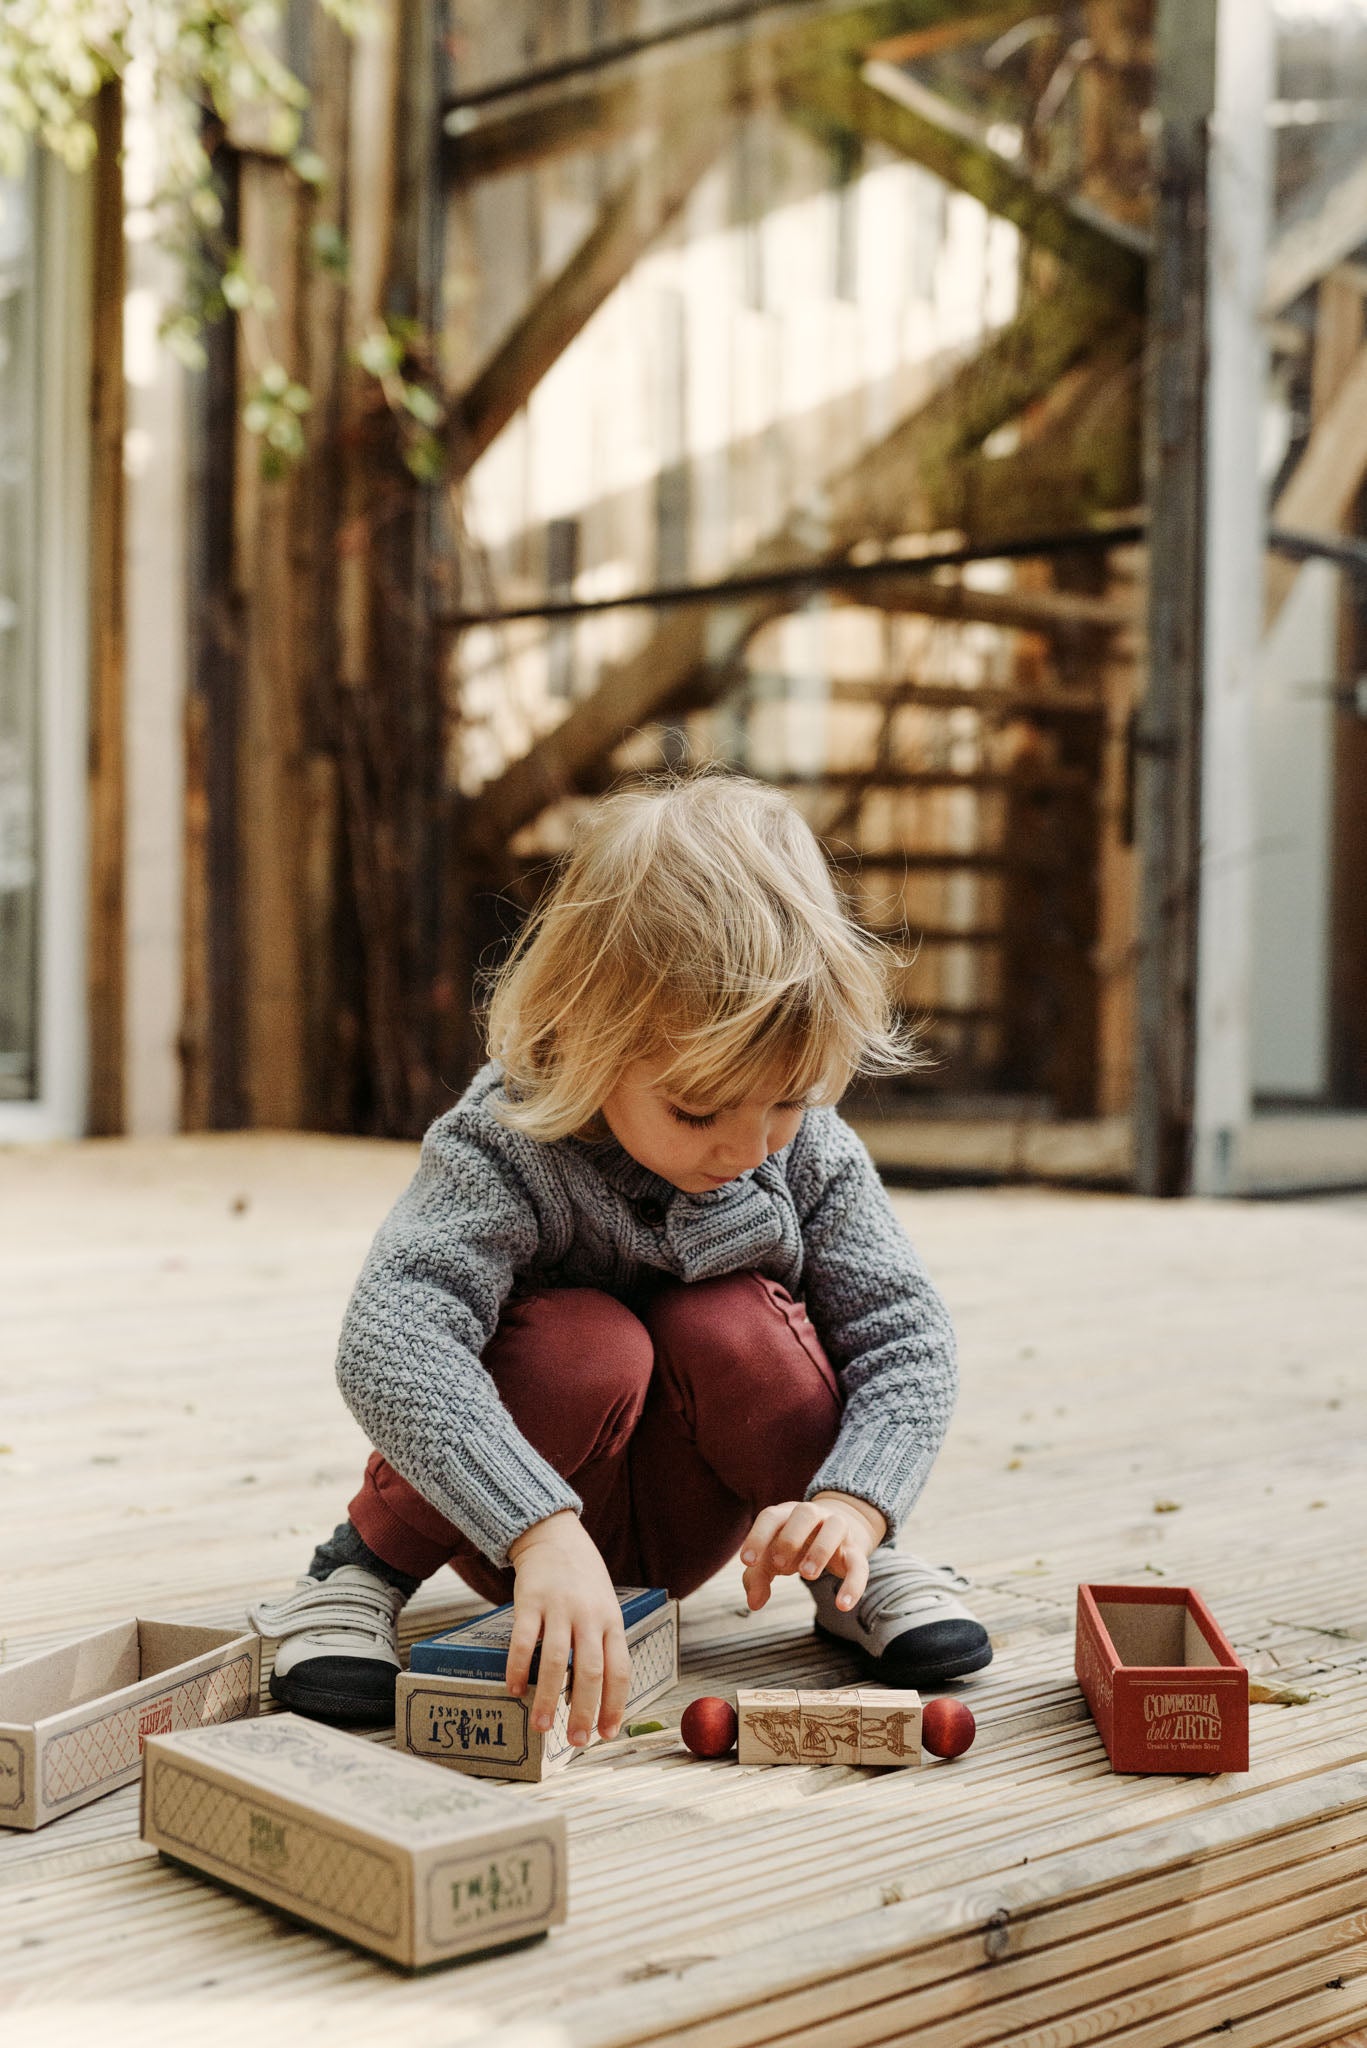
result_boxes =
[397,1590,678,1783]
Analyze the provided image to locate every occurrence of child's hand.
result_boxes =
[739,1491,888,1613]
[505,1510,631,1747]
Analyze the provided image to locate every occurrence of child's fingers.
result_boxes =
[739,1501,795,1569]
[834,1542,871,1611]
[742,1557,775,1610]
[599,1623,632,1739]
[530,1622,572,1733]
[505,1607,543,1698]
[797,1520,847,1583]
[566,1628,605,1748]
[766,1500,822,1575]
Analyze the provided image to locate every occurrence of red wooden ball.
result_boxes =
[921,1697,976,1759]
[681,1696,738,1759]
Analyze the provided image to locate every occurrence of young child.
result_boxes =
[250,771,990,1744]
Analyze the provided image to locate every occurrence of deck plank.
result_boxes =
[3,1138,1365,2048]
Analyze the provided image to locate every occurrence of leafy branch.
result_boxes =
[0,1,449,481]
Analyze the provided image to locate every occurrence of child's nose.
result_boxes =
[720,1127,772,1173]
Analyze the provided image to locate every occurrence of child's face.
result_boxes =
[599,1059,807,1194]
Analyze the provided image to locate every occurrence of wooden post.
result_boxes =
[1133,0,1215,1197]
[86,83,125,1136]
[1189,0,1272,1194]
[1135,0,1272,1195]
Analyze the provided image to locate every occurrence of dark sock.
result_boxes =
[308,1519,422,1600]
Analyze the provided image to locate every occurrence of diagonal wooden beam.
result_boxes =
[1265,157,1367,319]
[783,62,1147,298]
[444,0,1045,182]
[445,109,731,480]
[1265,340,1367,627]
[459,283,1126,858]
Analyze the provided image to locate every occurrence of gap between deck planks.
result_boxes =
[2,1138,1365,2048]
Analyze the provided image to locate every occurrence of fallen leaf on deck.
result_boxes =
[1248,1681,1321,1707]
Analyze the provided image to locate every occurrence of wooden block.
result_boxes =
[797,1690,861,1766]
[855,1686,923,1768]
[736,1688,801,1765]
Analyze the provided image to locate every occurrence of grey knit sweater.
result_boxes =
[336,1062,957,1568]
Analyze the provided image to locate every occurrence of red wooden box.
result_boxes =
[1075,1583,1248,1775]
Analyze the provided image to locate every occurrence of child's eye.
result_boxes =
[666,1104,717,1128]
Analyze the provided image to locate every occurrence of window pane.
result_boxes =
[0,169,39,1100]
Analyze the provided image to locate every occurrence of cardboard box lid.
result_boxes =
[145,1715,528,1847]
[0,1620,256,1736]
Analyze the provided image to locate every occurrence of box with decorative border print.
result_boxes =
[1075,1583,1249,1775]
[397,1593,679,1782]
[0,1618,259,1830]
[140,1713,568,1970]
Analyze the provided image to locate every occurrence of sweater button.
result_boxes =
[635,1195,668,1228]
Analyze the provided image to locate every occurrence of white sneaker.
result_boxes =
[248,1565,405,1725]
[809,1550,993,1683]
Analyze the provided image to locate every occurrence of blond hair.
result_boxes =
[484,770,917,1141]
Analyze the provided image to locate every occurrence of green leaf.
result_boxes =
[260,361,290,398]
[357,331,401,379]
[290,148,329,188]
[310,222,350,277]
[401,382,443,428]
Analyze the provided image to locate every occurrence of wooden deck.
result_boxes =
[3,1136,1366,2048]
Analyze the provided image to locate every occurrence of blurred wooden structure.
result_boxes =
[14,0,1363,1188]
[165,0,1152,1152]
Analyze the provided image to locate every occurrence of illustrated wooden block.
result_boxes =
[797,1691,860,1766]
[855,1687,922,1768]
[737,1686,923,1769]
[736,1688,801,1765]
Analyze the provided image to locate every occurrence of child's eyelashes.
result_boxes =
[664,1099,808,1128]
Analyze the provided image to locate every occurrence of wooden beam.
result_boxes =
[1266,342,1367,625]
[446,109,731,480]
[1265,155,1367,318]
[782,62,1147,298]
[443,0,1046,180]
[1133,0,1214,1197]
[86,82,125,1138]
[931,335,1144,541]
[829,281,1135,541]
[828,679,1105,713]
[869,5,1044,64]
[460,284,1123,859]
[831,574,1133,635]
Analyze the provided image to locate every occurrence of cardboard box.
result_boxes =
[1076,1583,1249,1775]
[0,1618,259,1830]
[410,1587,668,1681]
[397,1594,678,1782]
[141,1713,567,1970]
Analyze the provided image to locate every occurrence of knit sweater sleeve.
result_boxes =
[334,1105,582,1570]
[786,1107,958,1542]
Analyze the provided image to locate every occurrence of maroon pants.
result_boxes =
[349,1273,843,1605]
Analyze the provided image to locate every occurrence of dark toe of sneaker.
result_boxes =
[269,1656,397,1726]
[875,1618,994,1684]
